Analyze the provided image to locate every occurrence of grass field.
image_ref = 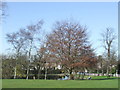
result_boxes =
[2,77,118,88]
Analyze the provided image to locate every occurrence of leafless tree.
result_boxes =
[6,32,25,79]
[0,1,7,21]
[23,20,43,79]
[6,20,43,79]
[45,20,97,79]
[101,28,116,76]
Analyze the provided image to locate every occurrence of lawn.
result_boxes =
[2,78,118,88]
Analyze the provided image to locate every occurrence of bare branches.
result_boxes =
[42,20,97,79]
[101,27,116,76]
[101,28,116,51]
[6,20,43,79]
[0,1,7,21]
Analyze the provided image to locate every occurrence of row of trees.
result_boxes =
[2,19,118,79]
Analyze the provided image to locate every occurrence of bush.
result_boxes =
[37,74,65,80]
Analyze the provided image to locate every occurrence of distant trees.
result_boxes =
[118,60,120,74]
[35,44,51,80]
[97,55,107,75]
[2,55,14,79]
[2,54,28,79]
[4,19,118,79]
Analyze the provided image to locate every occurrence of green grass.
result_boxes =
[2,78,118,88]
[91,76,118,79]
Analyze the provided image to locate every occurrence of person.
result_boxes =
[88,76,91,80]
[33,76,35,80]
[64,75,68,80]
[70,74,74,80]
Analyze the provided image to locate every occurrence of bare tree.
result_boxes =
[6,20,43,79]
[6,32,26,79]
[0,1,7,21]
[38,43,53,80]
[101,28,116,76]
[23,20,43,79]
[45,20,97,79]
[32,45,46,79]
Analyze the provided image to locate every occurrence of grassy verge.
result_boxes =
[2,78,118,88]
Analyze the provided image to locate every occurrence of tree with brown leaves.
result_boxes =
[45,20,97,79]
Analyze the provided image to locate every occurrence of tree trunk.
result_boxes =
[26,66,29,80]
[106,61,109,77]
[106,66,109,78]
[107,45,110,77]
[44,67,47,80]
[14,67,16,79]
[102,69,104,76]
[38,67,41,79]
[69,69,74,80]
[81,72,85,80]
[78,72,81,79]
[97,69,99,76]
